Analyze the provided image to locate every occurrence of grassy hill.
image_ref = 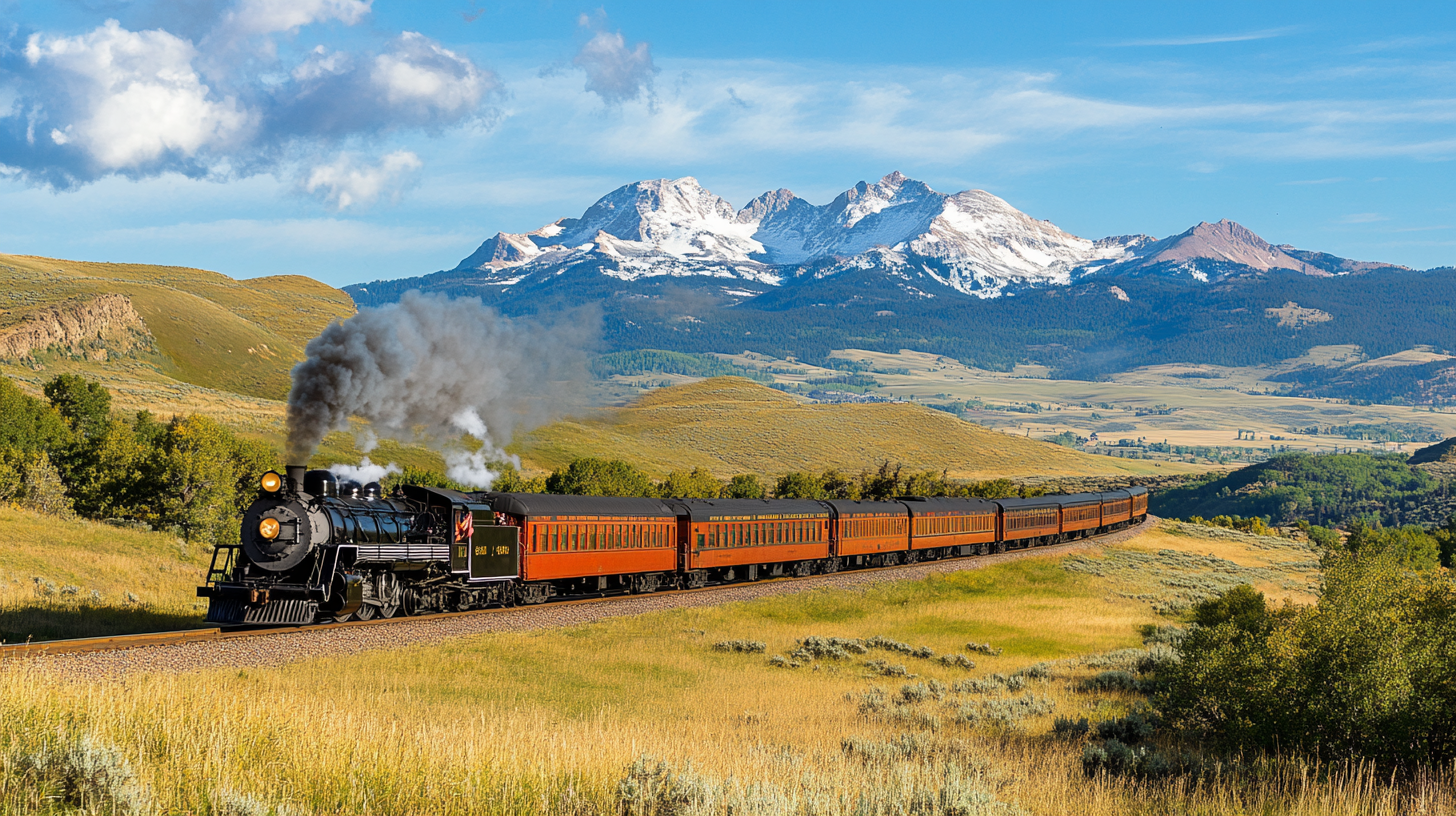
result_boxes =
[1409,436,1456,465]
[0,253,353,400]
[513,377,1191,479]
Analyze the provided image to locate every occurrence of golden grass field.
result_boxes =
[3,523,1445,815]
[513,378,1196,480]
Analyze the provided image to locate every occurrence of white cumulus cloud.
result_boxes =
[572,15,657,104]
[371,32,492,120]
[22,19,253,173]
[221,0,373,37]
[303,149,422,210]
[0,12,495,191]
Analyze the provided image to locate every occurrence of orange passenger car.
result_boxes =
[489,494,678,583]
[995,497,1061,547]
[1129,486,1149,520]
[1099,490,1133,527]
[902,497,999,555]
[1058,493,1103,537]
[673,499,833,581]
[827,500,911,563]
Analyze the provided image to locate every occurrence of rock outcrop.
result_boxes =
[0,294,150,361]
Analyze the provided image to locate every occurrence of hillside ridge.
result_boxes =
[512,376,1174,480]
[0,252,355,400]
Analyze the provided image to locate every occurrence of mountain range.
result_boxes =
[348,172,1409,306]
[345,173,1453,398]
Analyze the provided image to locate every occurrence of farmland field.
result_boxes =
[705,348,1456,458]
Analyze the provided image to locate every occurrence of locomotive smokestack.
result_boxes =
[286,464,306,494]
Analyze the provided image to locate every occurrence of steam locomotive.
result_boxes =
[199,465,1148,626]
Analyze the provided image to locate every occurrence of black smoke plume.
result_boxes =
[286,292,595,476]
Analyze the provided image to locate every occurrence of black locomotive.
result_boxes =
[200,466,517,625]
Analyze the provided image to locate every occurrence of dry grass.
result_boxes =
[514,377,1179,480]
[0,506,210,642]
[4,525,1446,815]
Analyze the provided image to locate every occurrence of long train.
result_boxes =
[200,465,1148,626]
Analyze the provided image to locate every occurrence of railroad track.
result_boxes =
[2,516,1156,664]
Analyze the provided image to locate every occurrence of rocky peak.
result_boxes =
[1126,219,1322,274]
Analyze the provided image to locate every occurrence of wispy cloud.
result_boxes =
[1280,177,1348,186]
[92,217,472,255]
[1109,27,1299,47]
[1340,213,1389,224]
[489,58,1456,175]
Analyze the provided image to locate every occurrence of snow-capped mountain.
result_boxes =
[441,172,1154,299]
[349,172,1406,309]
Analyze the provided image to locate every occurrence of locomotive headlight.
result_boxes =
[260,471,283,493]
[258,517,281,540]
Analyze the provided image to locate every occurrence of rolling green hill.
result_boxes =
[512,377,1194,480]
[0,253,354,400]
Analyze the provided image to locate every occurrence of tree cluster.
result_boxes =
[481,458,1045,502]
[1153,452,1448,528]
[0,374,277,545]
[1159,541,1456,767]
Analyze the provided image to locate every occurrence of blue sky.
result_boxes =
[0,0,1452,287]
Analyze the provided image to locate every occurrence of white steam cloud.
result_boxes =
[328,456,399,486]
[287,291,594,489]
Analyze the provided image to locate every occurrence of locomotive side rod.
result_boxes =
[1,516,1154,661]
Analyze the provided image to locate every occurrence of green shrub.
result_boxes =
[965,642,1003,656]
[1081,739,1178,779]
[16,731,148,815]
[952,674,1024,695]
[1052,716,1091,739]
[1095,705,1158,745]
[841,732,929,763]
[894,680,946,705]
[864,659,912,678]
[1079,670,1141,694]
[712,640,766,654]
[723,474,765,499]
[617,756,711,816]
[959,693,1055,728]
[545,458,656,497]
[792,635,868,661]
[1159,553,1456,767]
